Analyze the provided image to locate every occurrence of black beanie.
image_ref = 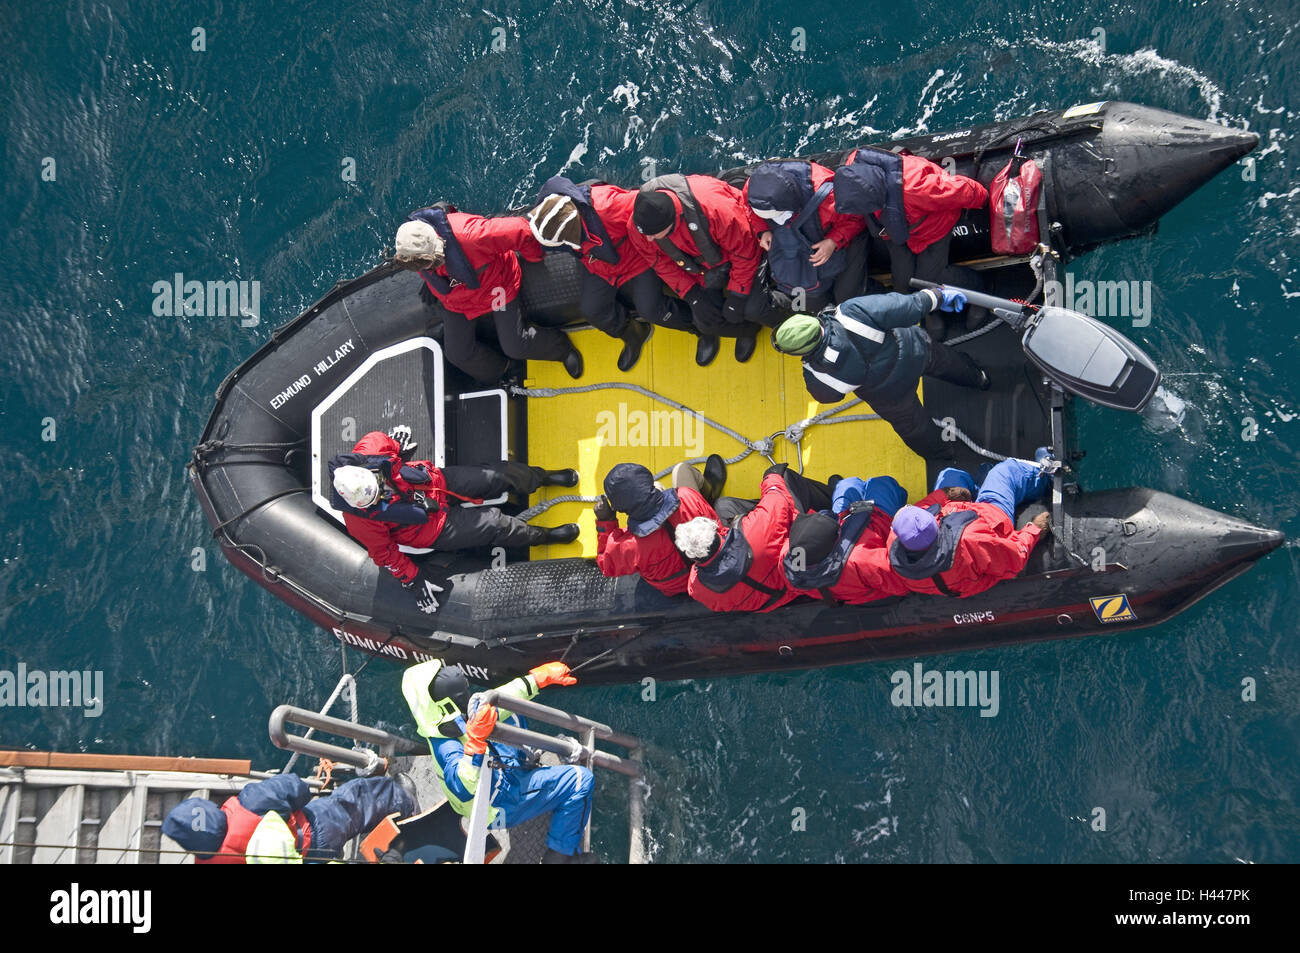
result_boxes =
[633,190,677,234]
[788,512,839,566]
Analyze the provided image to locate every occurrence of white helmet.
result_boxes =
[333,466,380,508]
[394,220,446,264]
[674,516,720,561]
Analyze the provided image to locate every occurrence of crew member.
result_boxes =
[780,475,910,605]
[881,453,1053,598]
[772,287,990,459]
[742,159,867,313]
[329,427,579,590]
[594,460,723,595]
[672,464,832,613]
[162,774,416,863]
[626,174,771,366]
[393,207,583,382]
[401,658,599,864]
[834,147,989,335]
[527,177,694,372]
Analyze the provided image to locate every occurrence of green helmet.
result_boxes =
[772,313,824,355]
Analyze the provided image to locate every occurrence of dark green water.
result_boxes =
[2,0,1297,862]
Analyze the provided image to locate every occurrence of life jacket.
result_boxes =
[408,204,489,294]
[801,312,876,396]
[244,811,303,864]
[640,174,724,274]
[837,148,911,246]
[196,796,311,865]
[782,505,875,604]
[327,452,439,521]
[989,153,1043,255]
[748,161,845,294]
[693,519,787,610]
[538,175,620,265]
[887,504,980,597]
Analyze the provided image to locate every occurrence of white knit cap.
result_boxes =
[674,516,720,561]
[394,220,446,263]
[333,466,380,508]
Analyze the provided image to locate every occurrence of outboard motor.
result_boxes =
[911,279,1161,413]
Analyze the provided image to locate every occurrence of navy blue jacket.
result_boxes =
[801,291,936,405]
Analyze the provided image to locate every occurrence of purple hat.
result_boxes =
[892,505,939,552]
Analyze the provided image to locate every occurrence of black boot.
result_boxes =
[617,321,653,373]
[924,312,948,342]
[964,304,989,331]
[562,347,584,380]
[734,332,758,364]
[700,453,727,504]
[540,523,580,545]
[531,466,579,488]
[695,334,719,367]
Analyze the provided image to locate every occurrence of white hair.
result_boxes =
[674,516,720,561]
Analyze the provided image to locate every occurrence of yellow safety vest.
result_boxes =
[244,811,303,864]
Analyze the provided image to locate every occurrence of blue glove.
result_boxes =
[832,477,868,515]
[937,288,967,312]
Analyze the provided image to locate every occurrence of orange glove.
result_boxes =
[529,661,577,689]
[463,703,498,756]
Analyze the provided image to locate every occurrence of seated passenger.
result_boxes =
[742,159,868,313]
[625,174,770,366]
[392,207,583,382]
[594,461,720,596]
[880,454,1053,598]
[780,475,909,605]
[329,428,579,591]
[672,465,828,613]
[833,147,990,336]
[526,178,694,372]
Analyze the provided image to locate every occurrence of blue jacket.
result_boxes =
[802,291,935,405]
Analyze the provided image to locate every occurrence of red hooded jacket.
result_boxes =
[580,184,656,286]
[595,486,718,596]
[624,175,761,297]
[339,432,450,584]
[195,797,311,865]
[844,150,988,254]
[781,506,909,604]
[875,500,1043,598]
[420,212,544,318]
[686,474,801,613]
[742,161,866,249]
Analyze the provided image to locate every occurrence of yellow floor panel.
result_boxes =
[526,326,928,557]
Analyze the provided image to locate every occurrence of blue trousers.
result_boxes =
[303,776,417,860]
[974,460,1050,522]
[495,764,594,855]
[832,475,906,517]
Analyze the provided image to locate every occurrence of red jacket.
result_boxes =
[742,161,866,249]
[340,432,449,584]
[195,797,311,865]
[625,175,761,297]
[845,150,987,254]
[881,500,1043,597]
[782,506,909,604]
[687,474,801,613]
[595,487,718,596]
[421,212,544,318]
[582,184,655,286]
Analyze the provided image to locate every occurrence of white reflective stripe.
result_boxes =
[833,308,886,343]
[805,365,857,395]
[823,346,840,362]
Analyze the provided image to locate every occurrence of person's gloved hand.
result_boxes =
[936,287,967,312]
[410,490,439,514]
[388,425,418,459]
[593,494,616,522]
[463,701,499,756]
[401,570,425,591]
[683,287,722,326]
[529,661,578,688]
[721,293,749,324]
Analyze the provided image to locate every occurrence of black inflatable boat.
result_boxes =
[189,101,1280,685]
